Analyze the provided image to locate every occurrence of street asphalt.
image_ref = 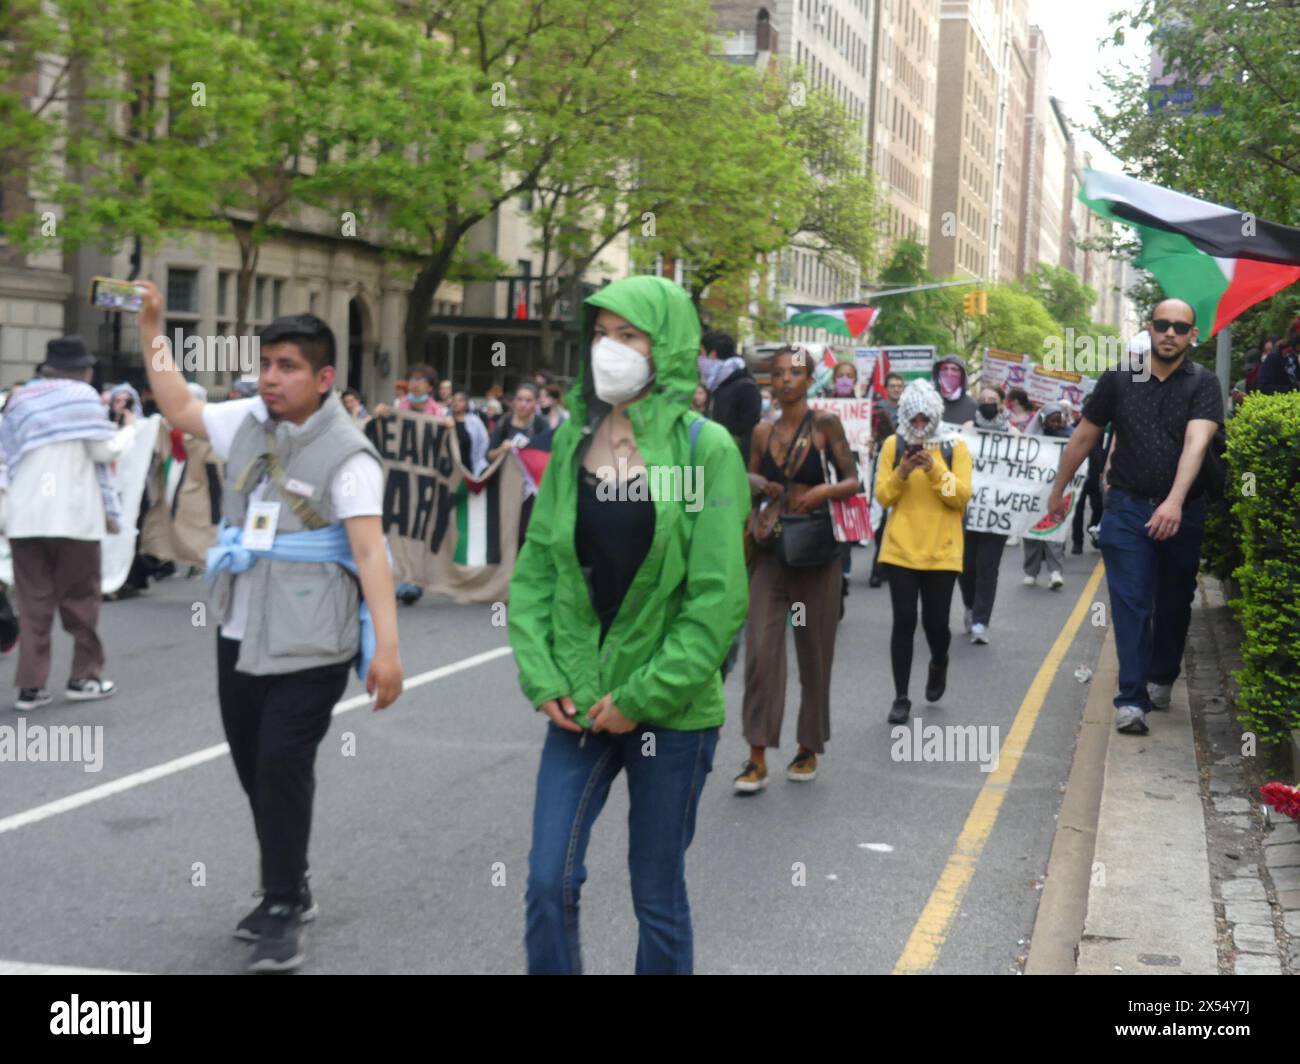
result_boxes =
[0,539,1107,974]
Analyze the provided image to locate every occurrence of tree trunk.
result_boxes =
[234,228,259,342]
[403,246,457,369]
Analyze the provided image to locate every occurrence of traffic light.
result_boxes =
[963,289,988,316]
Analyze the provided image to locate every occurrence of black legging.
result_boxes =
[886,565,957,699]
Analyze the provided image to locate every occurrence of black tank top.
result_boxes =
[760,425,825,486]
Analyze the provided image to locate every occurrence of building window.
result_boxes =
[273,279,284,319]
[166,268,199,314]
[217,270,233,317]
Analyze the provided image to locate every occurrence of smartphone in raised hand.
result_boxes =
[89,277,145,314]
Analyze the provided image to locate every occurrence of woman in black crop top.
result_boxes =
[734,345,860,794]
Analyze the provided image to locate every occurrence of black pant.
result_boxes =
[959,529,1008,627]
[886,565,957,699]
[1072,476,1104,548]
[869,509,888,582]
[216,636,351,905]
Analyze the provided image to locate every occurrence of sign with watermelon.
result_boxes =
[957,428,1085,543]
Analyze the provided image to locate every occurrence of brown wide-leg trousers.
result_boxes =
[741,549,842,754]
[9,537,104,690]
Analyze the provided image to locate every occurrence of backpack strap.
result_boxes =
[688,414,705,462]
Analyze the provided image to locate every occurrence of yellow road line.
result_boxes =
[892,560,1105,975]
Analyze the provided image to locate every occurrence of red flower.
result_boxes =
[1259,782,1300,821]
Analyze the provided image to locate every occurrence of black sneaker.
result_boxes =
[247,904,303,973]
[234,882,318,942]
[15,688,52,712]
[925,660,947,703]
[66,677,116,701]
[1070,543,1083,555]
[888,697,911,724]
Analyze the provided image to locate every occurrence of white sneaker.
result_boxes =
[970,623,989,645]
[1007,536,1022,547]
[963,608,973,633]
[66,677,116,701]
[1022,574,1036,586]
[1049,570,1064,590]
[1116,705,1149,735]
[1148,682,1173,711]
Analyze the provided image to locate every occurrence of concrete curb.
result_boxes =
[1025,628,1116,975]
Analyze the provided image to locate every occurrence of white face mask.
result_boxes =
[591,335,653,405]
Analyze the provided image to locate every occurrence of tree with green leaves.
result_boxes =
[865,239,959,350]
[1018,263,1098,333]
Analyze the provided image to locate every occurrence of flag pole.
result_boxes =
[1215,326,1232,409]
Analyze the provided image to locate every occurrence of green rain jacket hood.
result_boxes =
[507,275,750,731]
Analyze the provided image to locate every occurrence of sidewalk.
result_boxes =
[1027,574,1297,975]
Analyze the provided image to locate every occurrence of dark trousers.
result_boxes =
[741,551,842,753]
[886,565,957,699]
[958,529,1008,627]
[525,723,718,975]
[1072,476,1105,548]
[216,635,350,905]
[1097,490,1207,710]
[869,509,888,581]
[9,537,103,690]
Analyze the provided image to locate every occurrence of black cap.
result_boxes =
[42,336,96,371]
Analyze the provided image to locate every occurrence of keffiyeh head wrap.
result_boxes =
[895,379,955,445]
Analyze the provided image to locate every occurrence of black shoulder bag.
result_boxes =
[774,415,841,569]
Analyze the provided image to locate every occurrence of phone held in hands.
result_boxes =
[89,277,145,314]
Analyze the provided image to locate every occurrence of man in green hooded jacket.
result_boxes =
[509,275,749,974]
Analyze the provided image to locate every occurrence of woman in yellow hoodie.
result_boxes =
[874,379,972,724]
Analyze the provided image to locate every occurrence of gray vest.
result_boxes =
[215,391,382,676]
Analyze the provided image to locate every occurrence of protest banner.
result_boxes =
[979,347,1030,390]
[805,397,874,542]
[140,426,222,568]
[853,345,934,385]
[1025,363,1098,409]
[365,412,524,603]
[807,396,873,454]
[958,426,1085,543]
[0,413,161,594]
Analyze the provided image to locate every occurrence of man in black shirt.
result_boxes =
[1047,297,1223,737]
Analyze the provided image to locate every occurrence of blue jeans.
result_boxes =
[1097,489,1207,710]
[525,722,719,975]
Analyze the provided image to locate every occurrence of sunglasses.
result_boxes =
[1151,319,1194,336]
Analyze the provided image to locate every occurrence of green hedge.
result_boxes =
[1217,394,1300,744]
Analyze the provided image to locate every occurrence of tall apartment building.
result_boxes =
[988,0,1028,282]
[867,0,940,257]
[712,1,877,340]
[1035,96,1070,271]
[927,0,1004,279]
[1018,25,1049,276]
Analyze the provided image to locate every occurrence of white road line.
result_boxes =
[0,644,513,838]
[0,959,141,975]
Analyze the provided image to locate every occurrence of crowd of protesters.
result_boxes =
[0,275,1234,976]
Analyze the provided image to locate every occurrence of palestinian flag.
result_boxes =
[785,302,880,338]
[1079,170,1300,337]
[511,425,553,500]
[453,474,503,566]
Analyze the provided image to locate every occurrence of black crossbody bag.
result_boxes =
[773,415,840,568]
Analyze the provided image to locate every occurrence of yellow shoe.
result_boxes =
[733,760,768,793]
[786,750,818,782]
